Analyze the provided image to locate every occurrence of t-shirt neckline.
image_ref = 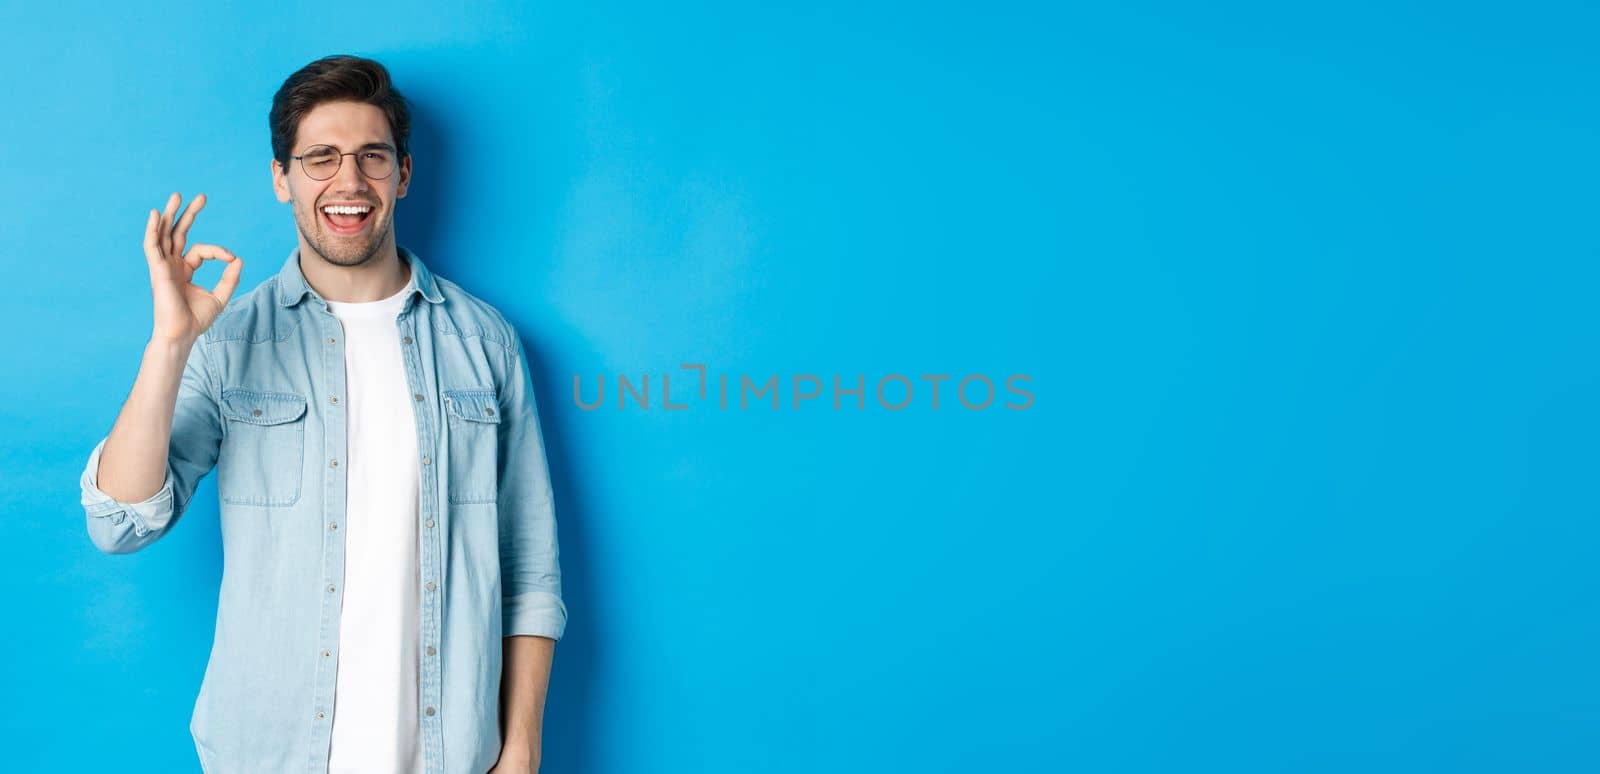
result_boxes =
[325,283,412,320]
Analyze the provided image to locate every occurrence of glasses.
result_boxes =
[290,144,397,181]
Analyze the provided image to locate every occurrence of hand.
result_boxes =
[144,192,243,345]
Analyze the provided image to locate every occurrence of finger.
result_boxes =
[183,243,237,272]
[144,210,175,282]
[160,192,181,257]
[171,193,206,258]
[143,209,163,265]
[209,252,245,308]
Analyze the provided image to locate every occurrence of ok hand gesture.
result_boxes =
[144,192,243,345]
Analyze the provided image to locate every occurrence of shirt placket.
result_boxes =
[310,304,350,772]
[398,305,446,773]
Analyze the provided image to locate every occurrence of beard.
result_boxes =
[297,202,392,268]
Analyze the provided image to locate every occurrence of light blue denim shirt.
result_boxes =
[77,245,567,774]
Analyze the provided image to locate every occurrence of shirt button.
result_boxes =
[426,645,437,656]
[425,580,436,592]
[316,711,326,720]
[327,584,336,593]
[403,336,414,345]
[330,458,339,468]
[485,408,494,416]
[328,522,338,531]
[414,393,424,402]
[328,338,336,345]
[322,650,331,658]
[251,409,262,417]
[329,395,339,405]
[422,455,431,465]
[425,519,435,529]
[425,706,436,717]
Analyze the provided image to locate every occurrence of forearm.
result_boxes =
[97,337,194,502]
[499,634,556,762]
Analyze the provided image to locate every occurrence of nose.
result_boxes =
[330,152,370,193]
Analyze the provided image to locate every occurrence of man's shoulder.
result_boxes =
[430,275,519,353]
[193,267,523,353]
[197,277,287,346]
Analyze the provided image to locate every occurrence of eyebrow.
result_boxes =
[302,142,396,153]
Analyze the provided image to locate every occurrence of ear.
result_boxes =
[396,153,412,199]
[271,158,291,203]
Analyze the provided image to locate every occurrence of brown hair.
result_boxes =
[270,55,412,171]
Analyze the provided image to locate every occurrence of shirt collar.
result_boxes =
[275,244,445,308]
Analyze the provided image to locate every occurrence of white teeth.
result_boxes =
[322,205,372,215]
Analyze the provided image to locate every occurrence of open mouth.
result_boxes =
[320,203,376,235]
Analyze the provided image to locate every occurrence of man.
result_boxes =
[77,54,566,774]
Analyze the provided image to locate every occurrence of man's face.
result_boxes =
[272,100,411,268]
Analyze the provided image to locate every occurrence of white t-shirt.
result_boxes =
[325,283,424,774]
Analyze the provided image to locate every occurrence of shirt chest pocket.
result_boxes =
[443,388,502,505]
[218,389,308,507]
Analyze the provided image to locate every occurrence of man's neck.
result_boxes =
[298,242,410,303]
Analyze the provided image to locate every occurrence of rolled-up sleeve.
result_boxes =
[80,340,223,554]
[81,436,178,545]
[496,330,568,640]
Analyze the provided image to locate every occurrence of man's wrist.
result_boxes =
[496,742,537,768]
[146,335,195,359]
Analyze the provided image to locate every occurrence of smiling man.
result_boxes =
[77,55,566,774]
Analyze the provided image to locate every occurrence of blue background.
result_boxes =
[3,1,1597,771]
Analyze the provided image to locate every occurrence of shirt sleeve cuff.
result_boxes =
[80,437,177,537]
[504,591,568,640]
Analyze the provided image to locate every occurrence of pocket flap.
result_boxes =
[444,389,502,424]
[221,389,308,425]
